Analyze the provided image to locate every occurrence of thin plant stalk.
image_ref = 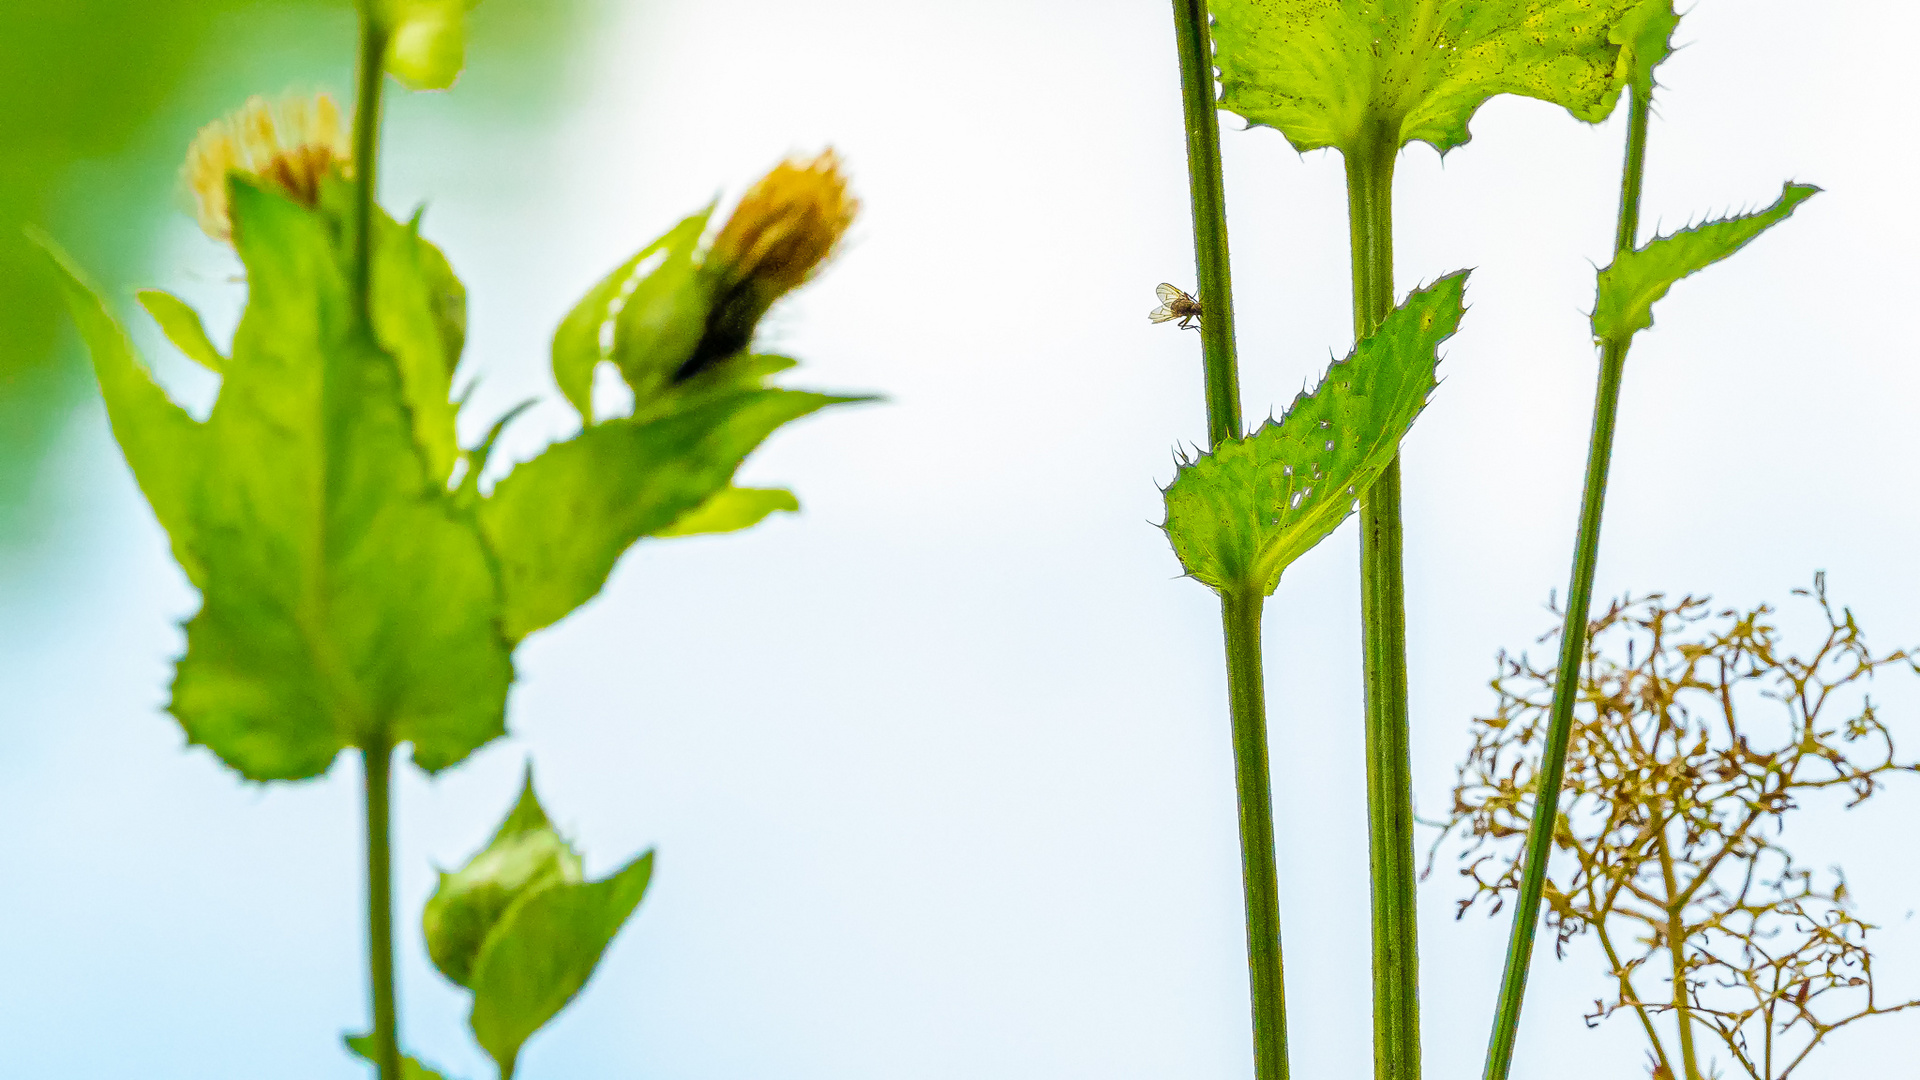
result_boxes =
[1168,3,1288,1078]
[351,6,400,1078]
[1477,86,1653,1080]
[1343,128,1419,1080]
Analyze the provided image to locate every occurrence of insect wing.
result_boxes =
[1155,282,1187,304]
[1149,303,1181,323]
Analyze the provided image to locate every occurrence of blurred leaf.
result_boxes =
[383,0,470,91]
[37,234,209,586]
[480,386,860,641]
[1163,272,1466,596]
[550,210,710,421]
[609,210,713,408]
[468,848,655,1078]
[1209,0,1654,155]
[136,288,226,373]
[49,181,512,780]
[424,767,584,989]
[1593,183,1818,344]
[343,1032,455,1080]
[657,486,799,538]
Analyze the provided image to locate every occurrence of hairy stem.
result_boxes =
[1170,0,1243,448]
[1345,128,1420,1080]
[1478,86,1651,1080]
[1168,5,1285,1078]
[363,736,402,1080]
[352,4,390,322]
[1223,588,1290,1080]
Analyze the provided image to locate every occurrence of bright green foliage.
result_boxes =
[550,210,711,421]
[1593,183,1818,344]
[1610,0,1679,101]
[136,289,225,373]
[656,486,799,537]
[424,771,654,1078]
[1209,0,1661,154]
[1163,272,1467,596]
[345,1033,455,1080]
[381,0,474,91]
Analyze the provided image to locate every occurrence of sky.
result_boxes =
[4,1,1919,1078]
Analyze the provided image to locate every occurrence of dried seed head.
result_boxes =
[708,148,857,297]
[184,93,351,241]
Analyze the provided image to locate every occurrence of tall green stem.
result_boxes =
[352,9,399,1080]
[352,5,389,322]
[1170,0,1242,449]
[1344,130,1420,1080]
[1477,87,1652,1080]
[363,737,402,1080]
[1168,4,1286,1078]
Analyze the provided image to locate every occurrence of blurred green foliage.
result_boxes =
[0,0,592,558]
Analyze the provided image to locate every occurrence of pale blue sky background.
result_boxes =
[4,1,1919,1078]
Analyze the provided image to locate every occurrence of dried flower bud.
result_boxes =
[677,149,857,381]
[184,93,351,242]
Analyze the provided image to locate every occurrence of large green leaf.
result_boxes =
[142,180,511,780]
[1210,0,1667,155]
[1592,182,1818,345]
[1164,272,1466,595]
[37,235,209,586]
[480,384,858,641]
[467,848,654,1078]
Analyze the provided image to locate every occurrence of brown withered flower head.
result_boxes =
[184,92,351,242]
[677,148,858,381]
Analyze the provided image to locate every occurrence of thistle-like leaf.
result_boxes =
[46,181,513,781]
[136,288,226,373]
[1592,183,1818,345]
[1164,272,1467,596]
[1209,0,1671,155]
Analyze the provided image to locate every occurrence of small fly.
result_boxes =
[1149,283,1202,330]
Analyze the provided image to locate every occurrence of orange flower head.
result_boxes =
[708,148,858,296]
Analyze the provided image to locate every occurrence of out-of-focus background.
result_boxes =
[3,1,1917,1077]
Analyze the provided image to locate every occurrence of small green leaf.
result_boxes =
[480,387,859,642]
[369,204,464,482]
[610,211,713,408]
[168,179,511,780]
[1610,0,1680,102]
[35,233,209,586]
[468,848,655,1079]
[424,767,584,989]
[1164,272,1467,596]
[1210,0,1654,155]
[1593,183,1818,345]
[551,209,712,422]
[343,1032,455,1080]
[656,486,799,538]
[136,288,226,373]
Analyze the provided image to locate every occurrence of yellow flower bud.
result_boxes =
[183,93,351,242]
[707,148,858,297]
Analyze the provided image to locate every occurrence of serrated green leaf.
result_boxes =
[424,767,584,989]
[656,486,799,538]
[479,388,859,642]
[166,179,511,780]
[35,235,209,586]
[468,848,655,1078]
[1164,272,1467,595]
[369,205,464,483]
[136,288,226,373]
[551,210,712,422]
[1592,183,1817,344]
[1210,0,1652,155]
[343,1033,456,1080]
[1610,0,1679,102]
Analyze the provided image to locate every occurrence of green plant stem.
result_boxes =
[1344,129,1419,1080]
[1168,4,1285,1078]
[364,736,402,1080]
[1222,587,1289,1080]
[1170,0,1242,449]
[351,4,389,322]
[1477,87,1651,1080]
